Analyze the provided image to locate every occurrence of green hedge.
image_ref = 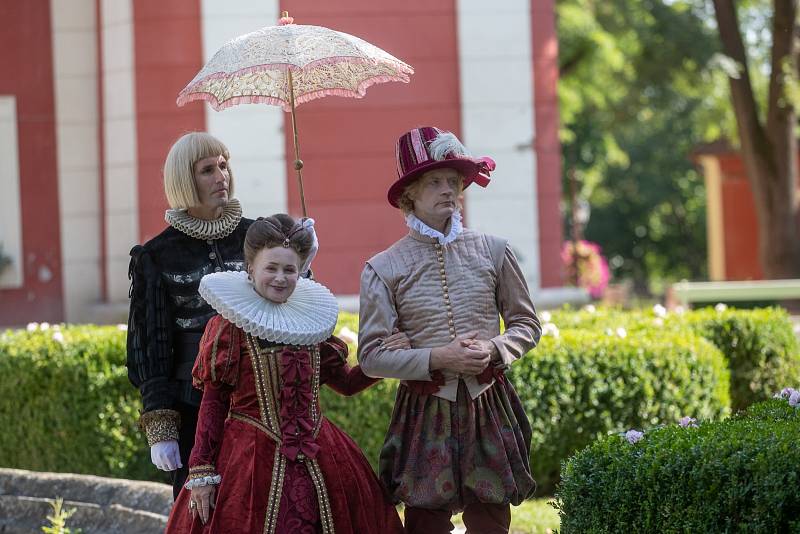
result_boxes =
[679,308,800,411]
[0,325,154,481]
[507,329,729,495]
[0,307,790,495]
[556,398,800,533]
[549,306,800,411]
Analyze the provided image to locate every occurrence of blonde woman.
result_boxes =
[126,132,254,498]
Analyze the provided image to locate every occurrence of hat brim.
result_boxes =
[387,159,481,208]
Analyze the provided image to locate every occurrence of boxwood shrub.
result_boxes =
[556,398,800,533]
[679,308,800,411]
[0,309,766,495]
[548,306,800,411]
[508,329,730,495]
[0,325,154,481]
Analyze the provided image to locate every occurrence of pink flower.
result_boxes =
[561,240,611,298]
[789,390,800,407]
[625,429,644,444]
[678,416,698,428]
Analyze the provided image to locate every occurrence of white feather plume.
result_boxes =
[428,131,471,161]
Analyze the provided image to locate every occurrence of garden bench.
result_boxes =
[670,279,800,308]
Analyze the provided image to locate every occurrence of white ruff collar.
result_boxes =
[199,271,338,345]
[406,210,463,245]
[165,198,242,240]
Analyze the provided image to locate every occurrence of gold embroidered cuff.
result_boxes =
[188,464,218,480]
[139,409,180,446]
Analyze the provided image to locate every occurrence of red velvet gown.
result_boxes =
[165,315,403,534]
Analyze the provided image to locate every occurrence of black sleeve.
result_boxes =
[126,245,175,413]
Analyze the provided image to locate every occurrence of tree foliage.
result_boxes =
[556,0,737,291]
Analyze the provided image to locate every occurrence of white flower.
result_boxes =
[714,303,727,313]
[790,390,800,407]
[616,327,627,339]
[779,387,796,399]
[625,429,644,444]
[117,324,128,331]
[653,304,667,318]
[26,322,39,332]
[675,306,686,315]
[52,332,65,343]
[604,328,613,336]
[583,304,597,314]
[542,323,560,338]
[540,311,552,323]
[678,416,698,428]
[338,326,358,345]
[40,322,50,331]
[653,318,664,327]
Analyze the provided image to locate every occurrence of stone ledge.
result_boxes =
[0,468,171,534]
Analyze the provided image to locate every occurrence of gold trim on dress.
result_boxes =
[307,458,336,534]
[263,447,287,534]
[244,334,335,534]
[209,322,227,383]
[187,464,217,480]
[229,411,281,443]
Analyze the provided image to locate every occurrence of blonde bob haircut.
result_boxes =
[163,132,234,209]
[397,173,465,215]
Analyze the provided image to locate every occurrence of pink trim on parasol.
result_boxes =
[177,72,411,112]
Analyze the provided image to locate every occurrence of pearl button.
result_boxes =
[209,252,217,260]
[214,266,222,272]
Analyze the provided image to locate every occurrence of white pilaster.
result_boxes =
[201,0,287,219]
[50,0,101,321]
[0,96,23,289]
[456,0,541,290]
[102,0,139,303]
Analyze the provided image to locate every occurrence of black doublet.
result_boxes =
[126,219,253,411]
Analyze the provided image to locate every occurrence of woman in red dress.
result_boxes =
[165,214,403,534]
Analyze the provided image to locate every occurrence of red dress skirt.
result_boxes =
[165,316,402,534]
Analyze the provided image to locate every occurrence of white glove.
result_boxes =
[151,440,183,471]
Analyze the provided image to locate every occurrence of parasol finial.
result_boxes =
[279,11,294,25]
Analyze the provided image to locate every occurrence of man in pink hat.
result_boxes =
[358,126,542,533]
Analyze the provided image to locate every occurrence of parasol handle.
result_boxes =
[286,68,308,217]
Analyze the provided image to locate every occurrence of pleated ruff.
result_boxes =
[379,379,536,511]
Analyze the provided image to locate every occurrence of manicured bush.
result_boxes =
[0,318,385,481]
[507,329,730,495]
[0,325,154,481]
[679,308,800,411]
[556,398,800,533]
[548,306,800,411]
[2,307,781,496]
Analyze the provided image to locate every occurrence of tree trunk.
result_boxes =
[712,0,800,279]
